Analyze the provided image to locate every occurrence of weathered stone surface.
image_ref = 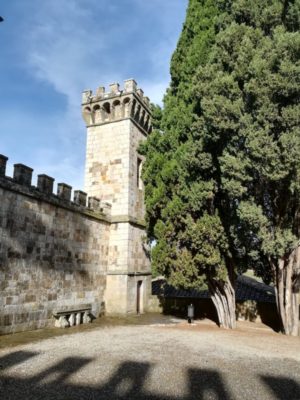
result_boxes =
[69,313,75,326]
[74,190,87,206]
[76,312,81,325]
[0,155,8,177]
[83,311,91,323]
[57,183,72,201]
[37,174,54,195]
[88,196,101,211]
[59,315,69,328]
[13,164,33,187]
[0,79,152,334]
[0,180,110,334]
[82,81,152,315]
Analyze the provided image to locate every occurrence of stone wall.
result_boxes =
[82,80,151,315]
[84,120,131,217]
[0,80,153,333]
[0,158,111,334]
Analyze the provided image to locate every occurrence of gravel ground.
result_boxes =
[0,316,299,400]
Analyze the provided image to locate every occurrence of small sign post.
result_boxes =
[187,303,194,324]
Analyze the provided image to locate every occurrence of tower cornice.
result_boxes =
[81,79,152,134]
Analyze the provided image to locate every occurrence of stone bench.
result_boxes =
[53,307,92,328]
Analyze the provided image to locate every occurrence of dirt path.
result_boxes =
[0,317,299,399]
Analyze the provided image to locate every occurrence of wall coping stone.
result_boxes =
[0,175,110,224]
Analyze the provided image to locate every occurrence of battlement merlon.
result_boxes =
[0,155,112,219]
[81,79,152,135]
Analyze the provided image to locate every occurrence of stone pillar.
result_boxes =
[83,311,91,323]
[59,316,69,328]
[69,313,75,327]
[96,86,105,98]
[37,174,54,195]
[101,202,112,216]
[109,83,120,94]
[57,183,72,201]
[124,79,137,92]
[144,97,150,108]
[74,190,87,206]
[13,164,33,186]
[137,88,144,98]
[76,312,81,325]
[88,196,101,211]
[0,154,8,176]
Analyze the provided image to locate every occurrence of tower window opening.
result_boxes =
[137,157,143,190]
[103,102,111,114]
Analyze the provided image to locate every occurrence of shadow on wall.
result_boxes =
[1,350,300,400]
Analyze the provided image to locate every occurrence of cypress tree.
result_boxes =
[140,0,238,329]
[196,0,300,335]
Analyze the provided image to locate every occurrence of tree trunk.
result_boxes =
[274,249,299,336]
[208,277,236,329]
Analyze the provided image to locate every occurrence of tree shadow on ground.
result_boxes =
[0,350,231,400]
[0,350,300,400]
[261,375,300,400]
[0,350,38,371]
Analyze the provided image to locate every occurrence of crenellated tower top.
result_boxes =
[82,78,152,315]
[81,79,152,135]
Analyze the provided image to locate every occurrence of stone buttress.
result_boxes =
[82,79,152,314]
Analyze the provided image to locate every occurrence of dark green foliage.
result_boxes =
[170,0,221,90]
[195,0,300,280]
[195,0,300,333]
[141,0,300,333]
[140,0,228,288]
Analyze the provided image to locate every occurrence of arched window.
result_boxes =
[144,116,150,131]
[131,99,136,118]
[103,102,111,121]
[123,97,131,118]
[135,104,141,122]
[113,100,121,119]
[137,157,143,190]
[93,104,101,123]
[140,110,146,126]
[83,107,92,124]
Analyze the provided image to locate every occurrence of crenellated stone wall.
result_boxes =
[82,79,151,136]
[0,79,152,334]
[0,156,111,334]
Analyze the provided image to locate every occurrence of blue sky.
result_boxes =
[0,0,187,190]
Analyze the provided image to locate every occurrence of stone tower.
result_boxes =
[81,79,152,315]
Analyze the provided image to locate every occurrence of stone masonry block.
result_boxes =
[88,196,101,211]
[124,79,137,92]
[74,190,87,206]
[109,83,120,94]
[101,202,112,215]
[37,174,54,195]
[0,154,8,176]
[137,88,144,98]
[57,183,72,201]
[82,90,92,104]
[143,97,150,108]
[96,86,105,97]
[13,164,33,186]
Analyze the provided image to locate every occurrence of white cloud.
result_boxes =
[26,0,107,106]
[4,0,186,189]
[24,0,185,107]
